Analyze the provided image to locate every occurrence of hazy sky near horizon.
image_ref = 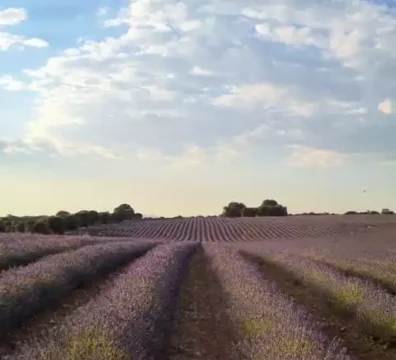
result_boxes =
[1,0,395,217]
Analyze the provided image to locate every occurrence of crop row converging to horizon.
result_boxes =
[1,198,394,235]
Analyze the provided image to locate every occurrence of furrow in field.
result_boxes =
[165,246,241,360]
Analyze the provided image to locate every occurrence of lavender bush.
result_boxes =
[0,235,100,271]
[0,241,156,336]
[205,245,352,360]
[270,254,396,342]
[11,243,197,360]
[304,257,396,295]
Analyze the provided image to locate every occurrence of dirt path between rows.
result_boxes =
[165,246,244,360]
[241,252,396,360]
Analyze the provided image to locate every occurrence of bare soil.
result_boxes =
[165,246,244,360]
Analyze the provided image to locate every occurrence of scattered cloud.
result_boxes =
[96,7,110,17]
[136,143,207,168]
[0,8,48,50]
[378,98,393,114]
[213,82,317,117]
[1,0,396,167]
[287,145,345,167]
[0,8,26,26]
[190,66,214,77]
[0,75,26,91]
[0,137,119,159]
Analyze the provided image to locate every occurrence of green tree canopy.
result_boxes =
[47,216,65,235]
[222,202,246,218]
[32,220,50,234]
[56,211,70,218]
[113,204,134,214]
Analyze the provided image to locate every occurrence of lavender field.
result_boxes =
[1,215,396,360]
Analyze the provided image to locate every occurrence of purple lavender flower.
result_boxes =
[11,243,197,360]
[205,244,352,360]
[0,241,155,336]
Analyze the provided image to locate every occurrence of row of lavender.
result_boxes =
[248,250,396,343]
[86,216,358,241]
[4,240,354,360]
[3,233,390,358]
[9,243,198,360]
[0,241,157,336]
[0,233,160,272]
[0,234,98,271]
[205,245,353,360]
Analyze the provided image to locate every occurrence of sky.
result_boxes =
[0,0,396,217]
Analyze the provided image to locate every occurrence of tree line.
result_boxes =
[221,199,288,217]
[0,204,142,235]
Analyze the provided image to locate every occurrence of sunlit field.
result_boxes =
[1,215,396,360]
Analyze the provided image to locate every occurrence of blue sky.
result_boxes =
[0,0,395,216]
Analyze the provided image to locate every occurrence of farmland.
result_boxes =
[1,215,396,359]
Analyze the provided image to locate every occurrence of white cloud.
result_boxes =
[287,145,345,167]
[0,8,48,50]
[136,143,207,168]
[0,137,119,159]
[190,66,214,77]
[0,75,26,91]
[143,85,176,101]
[0,8,26,26]
[213,83,316,116]
[245,1,396,71]
[213,83,286,107]
[2,0,396,165]
[96,7,110,17]
[0,32,48,50]
[378,98,393,115]
[255,23,322,48]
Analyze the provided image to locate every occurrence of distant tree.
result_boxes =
[3,220,15,233]
[109,213,121,223]
[32,220,50,234]
[270,205,288,216]
[222,202,246,218]
[63,215,79,231]
[74,210,90,228]
[16,222,26,233]
[24,219,35,233]
[133,213,143,220]
[56,211,70,218]
[256,206,270,217]
[257,199,287,217]
[242,207,257,217]
[382,208,395,215]
[262,199,279,207]
[113,204,135,222]
[98,212,111,224]
[0,220,6,233]
[47,216,65,234]
[87,210,100,225]
[344,211,358,215]
[114,204,134,214]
